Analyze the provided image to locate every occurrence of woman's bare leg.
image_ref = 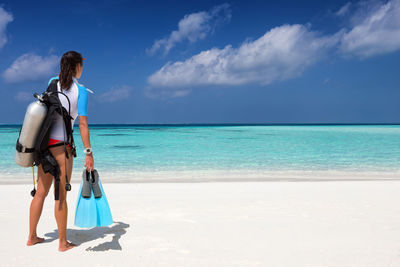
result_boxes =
[49,146,76,252]
[27,164,53,246]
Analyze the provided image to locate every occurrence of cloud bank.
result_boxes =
[97,85,132,102]
[147,0,400,97]
[148,3,231,56]
[340,0,400,58]
[0,7,13,49]
[15,91,33,102]
[3,53,59,83]
[148,24,340,89]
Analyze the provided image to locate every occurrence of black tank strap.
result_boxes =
[16,139,35,153]
[54,175,60,201]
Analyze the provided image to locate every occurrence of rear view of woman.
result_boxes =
[26,51,94,252]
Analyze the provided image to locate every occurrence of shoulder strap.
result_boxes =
[47,79,59,93]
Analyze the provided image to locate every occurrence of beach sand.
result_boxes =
[1,180,400,266]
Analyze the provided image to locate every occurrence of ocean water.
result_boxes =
[2,125,400,182]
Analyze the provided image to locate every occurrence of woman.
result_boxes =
[26,51,94,252]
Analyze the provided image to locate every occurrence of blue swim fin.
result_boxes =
[94,177,113,227]
[74,179,97,228]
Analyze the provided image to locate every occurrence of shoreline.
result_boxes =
[1,169,400,184]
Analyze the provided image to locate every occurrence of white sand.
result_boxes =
[1,181,400,266]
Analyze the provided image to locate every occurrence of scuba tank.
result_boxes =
[15,79,76,200]
[15,94,47,167]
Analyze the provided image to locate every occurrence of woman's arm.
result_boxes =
[78,116,94,171]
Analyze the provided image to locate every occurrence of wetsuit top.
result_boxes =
[48,76,89,142]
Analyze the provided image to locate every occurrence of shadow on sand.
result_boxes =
[44,221,130,251]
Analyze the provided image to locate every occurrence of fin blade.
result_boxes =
[95,180,113,227]
[74,181,97,228]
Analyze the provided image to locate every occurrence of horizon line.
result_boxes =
[2,123,400,127]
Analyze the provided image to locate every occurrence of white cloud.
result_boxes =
[15,91,33,102]
[3,53,59,83]
[340,0,400,57]
[335,2,352,17]
[147,0,400,98]
[147,3,231,56]
[148,24,340,93]
[0,7,13,49]
[97,85,132,102]
[145,87,191,99]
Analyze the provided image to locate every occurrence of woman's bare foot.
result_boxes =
[26,236,45,246]
[59,241,77,252]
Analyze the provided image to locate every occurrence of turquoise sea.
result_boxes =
[2,125,400,182]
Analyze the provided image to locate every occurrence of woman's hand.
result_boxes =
[84,154,94,172]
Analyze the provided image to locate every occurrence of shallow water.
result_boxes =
[3,125,400,181]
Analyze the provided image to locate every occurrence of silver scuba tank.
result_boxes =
[15,98,47,167]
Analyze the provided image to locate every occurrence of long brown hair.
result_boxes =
[59,51,83,90]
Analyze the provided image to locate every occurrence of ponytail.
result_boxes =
[59,51,83,90]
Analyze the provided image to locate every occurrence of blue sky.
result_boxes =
[0,0,399,124]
